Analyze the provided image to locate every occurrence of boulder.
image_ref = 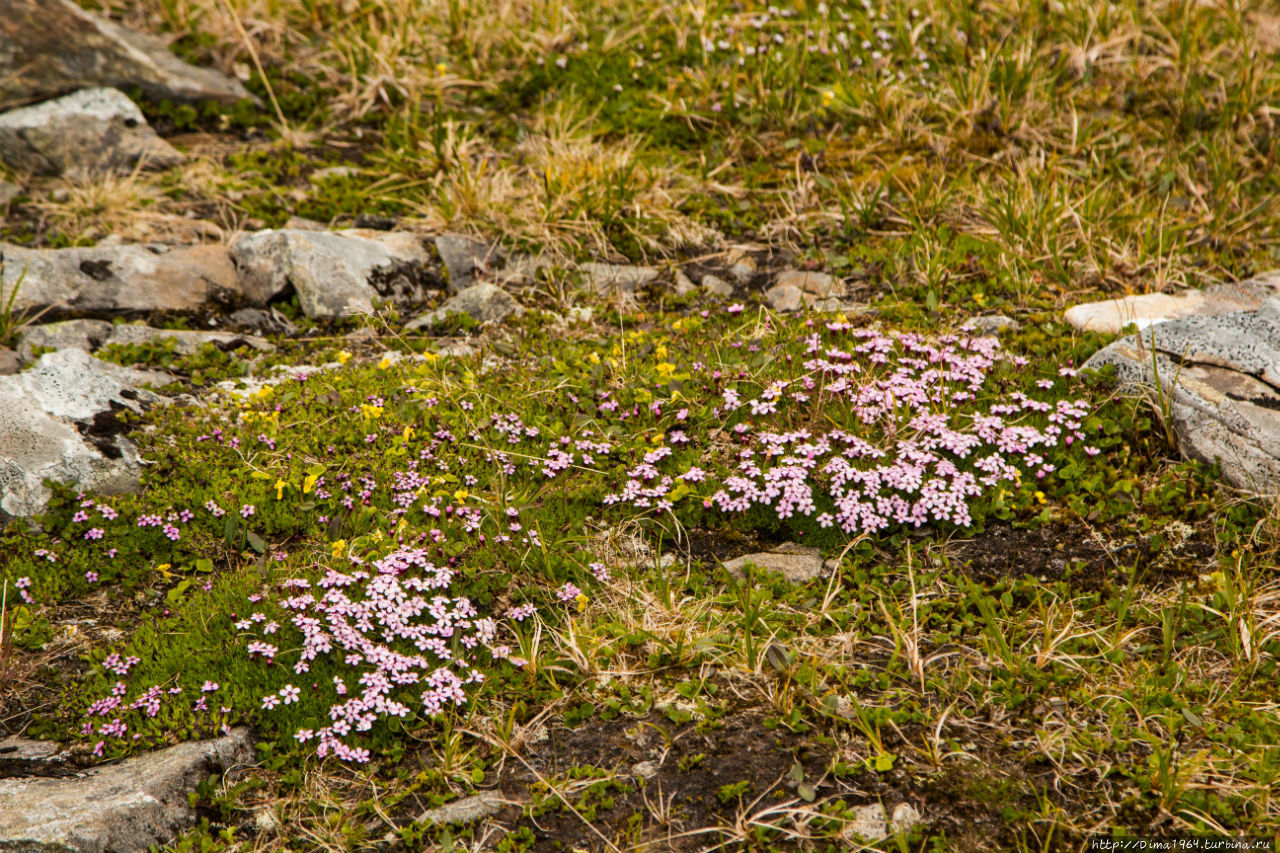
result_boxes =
[1064,273,1280,334]
[0,87,182,176]
[722,542,825,584]
[0,348,169,520]
[230,229,431,319]
[579,263,659,295]
[0,728,253,853]
[407,283,521,329]
[0,0,253,110]
[1084,299,1280,494]
[0,243,239,317]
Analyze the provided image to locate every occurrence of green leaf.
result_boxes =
[873,752,897,772]
[797,783,816,802]
[246,531,267,554]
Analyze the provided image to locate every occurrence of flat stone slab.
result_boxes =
[231,229,431,319]
[0,728,252,853]
[1064,272,1280,334]
[1084,298,1280,494]
[0,0,252,110]
[1,243,239,317]
[0,348,170,519]
[0,87,182,176]
[722,542,825,583]
[17,320,272,364]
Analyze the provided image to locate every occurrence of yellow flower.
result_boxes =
[436,62,448,75]
[331,539,347,558]
[1034,491,1046,505]
[402,425,415,442]
[574,593,589,613]
[821,89,835,107]
[337,350,352,365]
[303,473,319,494]
[587,352,601,365]
[275,479,288,500]
[377,356,392,370]
[655,362,676,377]
[361,404,384,420]
[453,489,469,504]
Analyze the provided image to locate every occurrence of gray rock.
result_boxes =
[775,269,845,299]
[0,728,252,853]
[1,243,239,317]
[0,346,18,375]
[1084,299,1280,493]
[0,0,253,110]
[673,270,697,297]
[230,229,430,319]
[15,319,113,363]
[722,543,825,583]
[0,348,169,519]
[435,233,499,293]
[702,274,734,297]
[765,283,805,312]
[579,263,658,295]
[415,792,506,826]
[228,308,297,336]
[0,181,18,205]
[407,283,521,329]
[1064,272,1280,335]
[965,314,1019,336]
[0,88,182,177]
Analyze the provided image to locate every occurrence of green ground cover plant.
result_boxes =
[2,0,1280,849]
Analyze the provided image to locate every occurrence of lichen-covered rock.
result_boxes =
[0,0,253,110]
[230,229,431,319]
[0,87,182,176]
[0,348,170,520]
[0,243,239,317]
[0,728,252,853]
[1084,298,1280,493]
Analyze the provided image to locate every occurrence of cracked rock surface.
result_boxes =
[1084,298,1280,493]
[0,728,253,853]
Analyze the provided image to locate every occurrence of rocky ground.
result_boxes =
[2,1,1280,851]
